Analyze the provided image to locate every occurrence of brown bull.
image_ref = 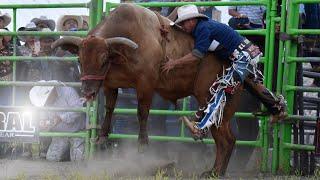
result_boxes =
[52,4,241,176]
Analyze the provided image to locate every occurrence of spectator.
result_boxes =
[57,15,83,31]
[0,29,13,105]
[80,15,89,31]
[29,81,86,161]
[0,11,11,29]
[0,29,12,80]
[0,28,13,158]
[228,0,266,29]
[31,16,56,31]
[16,22,41,109]
[56,15,83,82]
[17,22,40,58]
[38,28,63,80]
[199,0,214,19]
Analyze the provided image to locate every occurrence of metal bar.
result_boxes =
[0,56,78,62]
[39,131,88,138]
[292,0,320,4]
[283,143,315,151]
[285,115,318,122]
[0,106,86,112]
[236,29,267,36]
[105,2,112,16]
[285,85,320,92]
[262,0,277,172]
[0,81,81,87]
[12,8,17,106]
[273,0,288,173]
[0,31,87,37]
[96,0,104,24]
[107,1,267,8]
[279,0,299,173]
[89,0,98,30]
[303,71,320,79]
[85,105,91,159]
[0,3,88,9]
[113,108,260,118]
[88,0,100,156]
[90,101,98,156]
[85,130,90,159]
[287,56,320,63]
[108,134,262,147]
[288,29,320,35]
[304,97,320,104]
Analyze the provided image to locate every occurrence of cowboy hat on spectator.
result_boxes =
[31,16,56,31]
[171,4,208,26]
[29,80,57,107]
[18,22,39,42]
[57,15,83,31]
[0,11,11,27]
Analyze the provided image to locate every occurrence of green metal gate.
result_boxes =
[0,0,104,157]
[276,0,320,174]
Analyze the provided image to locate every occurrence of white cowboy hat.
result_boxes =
[31,16,56,31]
[0,28,9,33]
[57,15,83,31]
[18,22,39,42]
[0,11,11,27]
[29,80,57,107]
[172,5,208,25]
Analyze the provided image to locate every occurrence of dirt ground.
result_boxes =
[0,140,316,179]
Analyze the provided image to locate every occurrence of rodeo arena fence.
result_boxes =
[0,0,319,175]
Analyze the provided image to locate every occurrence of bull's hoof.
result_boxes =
[138,142,148,153]
[138,135,149,153]
[95,136,107,145]
[200,170,219,179]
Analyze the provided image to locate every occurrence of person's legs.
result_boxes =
[46,137,69,161]
[70,137,85,161]
[183,42,286,138]
[244,77,287,123]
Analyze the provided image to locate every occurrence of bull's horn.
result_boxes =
[105,37,138,49]
[51,36,83,49]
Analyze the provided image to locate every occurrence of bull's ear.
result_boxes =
[51,37,83,54]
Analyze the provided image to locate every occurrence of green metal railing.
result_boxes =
[278,0,320,173]
[0,0,104,158]
[105,0,275,172]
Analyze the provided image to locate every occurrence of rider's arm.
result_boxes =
[172,52,200,68]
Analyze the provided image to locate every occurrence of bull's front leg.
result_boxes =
[136,90,153,152]
[97,88,118,144]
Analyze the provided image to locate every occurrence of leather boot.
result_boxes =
[244,77,287,123]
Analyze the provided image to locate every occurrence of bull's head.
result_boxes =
[51,35,138,101]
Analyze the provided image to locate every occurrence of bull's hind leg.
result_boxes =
[200,92,241,178]
[97,88,118,144]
